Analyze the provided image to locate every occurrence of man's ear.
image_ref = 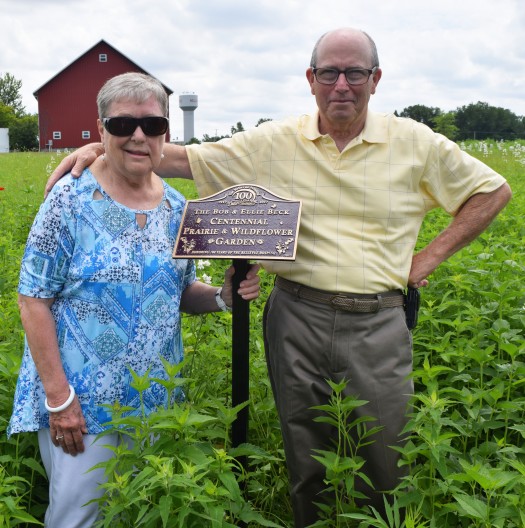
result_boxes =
[306,67,316,95]
[370,67,382,95]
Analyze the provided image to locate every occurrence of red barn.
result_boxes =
[34,40,173,150]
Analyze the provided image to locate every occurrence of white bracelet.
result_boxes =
[215,287,231,312]
[45,384,75,413]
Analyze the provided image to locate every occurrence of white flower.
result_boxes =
[201,273,212,284]
[197,260,211,269]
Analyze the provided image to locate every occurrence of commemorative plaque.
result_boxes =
[172,184,301,260]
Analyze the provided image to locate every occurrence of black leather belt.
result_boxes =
[275,276,404,313]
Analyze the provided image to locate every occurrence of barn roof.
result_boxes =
[33,39,173,98]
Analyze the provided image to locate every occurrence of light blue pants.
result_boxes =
[38,430,132,528]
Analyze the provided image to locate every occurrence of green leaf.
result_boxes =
[159,495,171,528]
[218,471,242,502]
[454,494,488,520]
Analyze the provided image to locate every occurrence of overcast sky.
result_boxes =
[2,0,524,141]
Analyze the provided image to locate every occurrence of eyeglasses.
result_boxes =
[102,116,169,137]
[312,67,377,86]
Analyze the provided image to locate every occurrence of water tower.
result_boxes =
[179,93,198,143]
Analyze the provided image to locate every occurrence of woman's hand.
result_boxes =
[220,263,261,308]
[49,396,88,456]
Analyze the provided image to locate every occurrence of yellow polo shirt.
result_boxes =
[186,111,506,293]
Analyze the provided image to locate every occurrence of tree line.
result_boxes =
[395,102,525,141]
[0,73,39,151]
[190,105,525,145]
[2,72,525,151]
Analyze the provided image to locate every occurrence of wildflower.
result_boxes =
[200,273,212,285]
[0,187,4,190]
[197,259,211,269]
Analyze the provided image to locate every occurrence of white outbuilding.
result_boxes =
[0,128,9,153]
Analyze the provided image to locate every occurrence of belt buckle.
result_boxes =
[330,295,354,311]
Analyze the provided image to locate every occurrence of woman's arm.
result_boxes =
[180,264,261,314]
[18,295,87,455]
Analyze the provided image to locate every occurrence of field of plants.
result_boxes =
[0,141,524,527]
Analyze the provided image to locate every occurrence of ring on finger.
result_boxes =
[56,435,64,440]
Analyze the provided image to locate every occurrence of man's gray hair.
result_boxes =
[310,29,379,69]
[97,72,168,119]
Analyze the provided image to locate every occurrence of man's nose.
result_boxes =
[334,72,350,88]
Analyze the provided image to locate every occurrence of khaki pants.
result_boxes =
[263,283,413,527]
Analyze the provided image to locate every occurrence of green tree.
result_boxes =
[432,112,459,140]
[9,114,38,151]
[230,121,245,135]
[398,104,442,128]
[0,74,37,151]
[0,102,16,128]
[0,72,25,117]
[455,101,524,140]
[202,132,230,143]
[201,119,272,142]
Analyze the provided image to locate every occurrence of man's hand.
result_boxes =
[407,253,431,289]
[45,143,104,197]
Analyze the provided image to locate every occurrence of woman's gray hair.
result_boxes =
[310,29,379,69]
[97,72,168,118]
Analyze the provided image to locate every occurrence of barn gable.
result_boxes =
[34,40,173,150]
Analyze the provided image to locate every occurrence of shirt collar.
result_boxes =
[299,110,388,145]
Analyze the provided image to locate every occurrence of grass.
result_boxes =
[0,141,524,527]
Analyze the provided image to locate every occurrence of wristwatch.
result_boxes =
[215,287,232,312]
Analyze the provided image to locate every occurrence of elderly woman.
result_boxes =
[7,72,260,527]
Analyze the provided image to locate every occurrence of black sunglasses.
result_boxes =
[102,116,169,137]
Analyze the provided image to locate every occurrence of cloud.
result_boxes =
[1,0,524,140]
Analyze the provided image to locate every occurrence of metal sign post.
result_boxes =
[173,184,301,460]
[231,258,250,453]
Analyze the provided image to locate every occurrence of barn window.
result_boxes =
[53,131,61,140]
[99,54,108,62]
[82,131,91,139]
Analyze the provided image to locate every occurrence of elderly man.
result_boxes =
[48,27,511,527]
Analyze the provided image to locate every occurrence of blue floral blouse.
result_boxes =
[8,169,195,435]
